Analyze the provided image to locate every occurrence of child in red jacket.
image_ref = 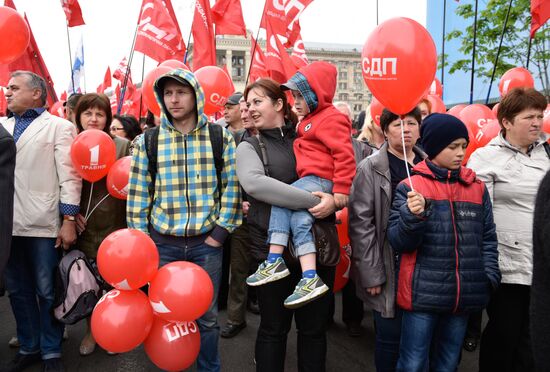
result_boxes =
[247,61,356,308]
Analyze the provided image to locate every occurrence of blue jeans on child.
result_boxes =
[268,175,333,257]
[396,310,468,372]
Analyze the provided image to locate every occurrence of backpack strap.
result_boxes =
[208,124,224,200]
[544,142,550,160]
[247,134,270,177]
[144,126,160,200]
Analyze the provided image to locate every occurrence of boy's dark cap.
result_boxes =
[420,113,469,159]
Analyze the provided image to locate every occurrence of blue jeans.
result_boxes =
[156,241,223,372]
[4,237,63,360]
[396,311,468,372]
[373,309,403,372]
[268,175,333,257]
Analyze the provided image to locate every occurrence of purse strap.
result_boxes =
[248,134,271,177]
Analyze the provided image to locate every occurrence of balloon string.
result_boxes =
[84,182,94,220]
[85,194,110,221]
[400,118,414,192]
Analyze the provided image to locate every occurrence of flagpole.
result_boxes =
[485,0,513,104]
[526,36,533,69]
[139,53,146,119]
[245,1,268,87]
[117,23,139,115]
[469,0,479,104]
[184,0,196,64]
[441,0,447,94]
[376,0,379,25]
[66,25,75,94]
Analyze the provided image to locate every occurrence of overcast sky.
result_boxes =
[11,0,427,95]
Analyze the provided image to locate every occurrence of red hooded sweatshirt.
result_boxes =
[293,61,356,195]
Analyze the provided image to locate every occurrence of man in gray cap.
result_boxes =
[223,92,244,138]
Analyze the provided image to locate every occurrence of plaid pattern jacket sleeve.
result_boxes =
[215,128,242,235]
[126,134,152,233]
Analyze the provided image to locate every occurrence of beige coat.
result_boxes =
[468,133,550,285]
[3,111,81,238]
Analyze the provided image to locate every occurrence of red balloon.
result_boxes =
[149,261,214,322]
[492,103,500,117]
[144,317,200,371]
[370,96,384,126]
[70,130,116,182]
[459,104,496,140]
[143,66,172,117]
[49,101,65,118]
[447,104,467,118]
[159,59,189,70]
[362,17,437,115]
[0,7,30,64]
[426,94,446,114]
[194,66,234,115]
[97,228,159,290]
[106,156,132,200]
[334,209,351,293]
[499,67,534,97]
[91,289,154,353]
[429,77,443,98]
[542,112,550,135]
[475,119,501,148]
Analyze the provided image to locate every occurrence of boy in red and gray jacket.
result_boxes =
[247,61,356,308]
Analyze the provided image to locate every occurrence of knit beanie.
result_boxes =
[420,113,469,159]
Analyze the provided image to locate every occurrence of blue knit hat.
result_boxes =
[420,113,469,159]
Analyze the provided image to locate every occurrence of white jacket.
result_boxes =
[3,111,81,238]
[468,132,550,285]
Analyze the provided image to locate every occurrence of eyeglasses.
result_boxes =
[110,126,124,132]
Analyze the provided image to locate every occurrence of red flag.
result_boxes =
[191,0,217,70]
[260,0,314,42]
[0,89,6,116]
[0,0,58,107]
[96,66,112,93]
[113,57,129,82]
[134,0,186,62]
[290,35,308,69]
[265,17,297,83]
[61,0,85,27]
[249,35,268,82]
[211,0,247,36]
[60,91,68,101]
[531,0,550,38]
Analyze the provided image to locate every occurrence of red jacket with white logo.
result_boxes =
[293,62,356,195]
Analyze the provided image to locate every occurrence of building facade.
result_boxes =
[192,35,371,122]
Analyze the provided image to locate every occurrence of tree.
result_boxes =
[445,0,549,98]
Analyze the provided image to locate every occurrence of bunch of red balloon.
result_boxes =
[0,7,30,64]
[92,228,213,371]
[69,130,131,201]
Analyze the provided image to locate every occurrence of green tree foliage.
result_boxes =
[445,0,549,97]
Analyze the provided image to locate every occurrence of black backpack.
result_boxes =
[143,124,224,201]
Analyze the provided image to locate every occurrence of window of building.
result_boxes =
[354,93,363,100]
[339,93,349,101]
[339,70,348,80]
[353,104,362,111]
[338,82,348,90]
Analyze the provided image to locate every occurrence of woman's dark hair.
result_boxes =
[74,93,112,134]
[113,114,142,140]
[498,87,547,134]
[244,78,298,126]
[65,93,83,110]
[380,107,422,133]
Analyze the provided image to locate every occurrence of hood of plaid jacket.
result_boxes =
[153,68,209,132]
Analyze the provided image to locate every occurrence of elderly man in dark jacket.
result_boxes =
[0,123,15,295]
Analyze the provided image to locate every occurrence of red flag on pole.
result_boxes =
[531,0,550,38]
[191,0,217,70]
[0,0,58,107]
[265,18,297,83]
[113,57,129,82]
[211,0,247,36]
[61,0,85,27]
[60,91,68,101]
[249,35,268,82]
[96,66,112,93]
[260,0,314,43]
[134,0,186,62]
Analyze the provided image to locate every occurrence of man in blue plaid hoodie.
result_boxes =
[127,69,242,372]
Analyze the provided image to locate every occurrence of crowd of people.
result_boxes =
[0,64,548,372]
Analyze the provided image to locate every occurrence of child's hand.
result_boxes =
[334,193,349,209]
[407,191,426,215]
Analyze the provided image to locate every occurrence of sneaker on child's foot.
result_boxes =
[284,275,329,309]
[246,258,290,286]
